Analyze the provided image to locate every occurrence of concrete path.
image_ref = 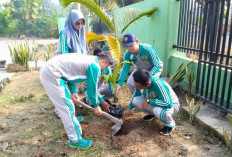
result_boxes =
[183,104,232,141]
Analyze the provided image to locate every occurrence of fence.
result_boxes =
[174,0,232,113]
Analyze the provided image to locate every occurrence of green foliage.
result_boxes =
[101,61,130,96]
[0,0,65,38]
[186,95,202,123]
[8,42,34,70]
[168,61,194,88]
[186,66,195,97]
[44,44,57,61]
[0,3,12,36]
[223,117,232,152]
[120,7,158,34]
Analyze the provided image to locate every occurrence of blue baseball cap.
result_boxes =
[122,33,136,47]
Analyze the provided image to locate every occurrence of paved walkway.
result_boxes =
[183,104,231,141]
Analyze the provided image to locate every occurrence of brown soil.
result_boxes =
[0,70,231,156]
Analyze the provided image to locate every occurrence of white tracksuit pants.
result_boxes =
[40,66,82,143]
[132,91,179,128]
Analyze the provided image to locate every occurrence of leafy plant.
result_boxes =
[186,67,195,97]
[101,61,130,98]
[8,42,33,70]
[61,0,158,61]
[186,95,202,123]
[168,61,193,88]
[44,44,57,61]
[223,116,232,152]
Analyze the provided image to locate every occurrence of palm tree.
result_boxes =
[60,0,158,61]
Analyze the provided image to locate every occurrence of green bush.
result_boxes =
[44,44,57,61]
[8,42,33,70]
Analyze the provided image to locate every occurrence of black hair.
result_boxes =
[93,48,103,56]
[133,69,151,86]
[96,51,113,65]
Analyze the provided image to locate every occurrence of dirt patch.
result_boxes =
[0,70,231,156]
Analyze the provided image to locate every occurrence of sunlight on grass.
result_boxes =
[0,94,36,107]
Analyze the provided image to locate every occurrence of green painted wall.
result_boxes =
[114,0,231,108]
[114,0,180,76]
[170,51,232,109]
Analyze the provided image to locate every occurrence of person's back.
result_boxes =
[45,53,97,78]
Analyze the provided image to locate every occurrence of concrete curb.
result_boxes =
[181,103,231,142]
[0,69,14,92]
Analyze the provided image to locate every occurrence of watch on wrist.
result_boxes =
[146,99,150,103]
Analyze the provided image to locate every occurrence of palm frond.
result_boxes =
[104,35,121,61]
[86,32,120,61]
[120,7,158,34]
[115,8,142,34]
[60,0,114,32]
[86,31,105,46]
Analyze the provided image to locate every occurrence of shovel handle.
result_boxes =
[78,101,123,125]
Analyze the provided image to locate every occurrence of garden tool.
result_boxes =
[78,101,123,135]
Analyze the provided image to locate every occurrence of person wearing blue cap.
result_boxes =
[116,33,163,121]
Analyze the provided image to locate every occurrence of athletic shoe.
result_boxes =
[160,126,175,135]
[76,116,84,122]
[143,115,155,121]
[69,138,92,150]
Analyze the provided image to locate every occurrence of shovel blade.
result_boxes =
[112,124,122,135]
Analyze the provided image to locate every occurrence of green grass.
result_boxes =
[0,94,36,107]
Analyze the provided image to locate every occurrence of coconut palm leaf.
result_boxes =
[86,32,120,61]
[115,8,142,34]
[86,31,105,46]
[120,7,158,34]
[104,35,121,61]
[60,0,114,33]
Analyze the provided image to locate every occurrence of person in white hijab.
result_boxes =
[56,10,89,55]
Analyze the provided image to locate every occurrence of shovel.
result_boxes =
[78,101,123,135]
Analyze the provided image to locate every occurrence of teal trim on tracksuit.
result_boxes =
[86,62,101,107]
[60,79,82,141]
[61,76,86,94]
[59,31,71,54]
[128,76,173,110]
[118,43,161,86]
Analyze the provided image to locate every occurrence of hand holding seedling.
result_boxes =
[93,106,103,115]
[142,101,149,109]
[122,109,131,120]
[100,101,113,113]
[71,93,79,105]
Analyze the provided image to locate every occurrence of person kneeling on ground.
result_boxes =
[40,52,113,149]
[123,69,180,135]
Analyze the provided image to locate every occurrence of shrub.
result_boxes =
[223,117,232,152]
[8,42,33,70]
[44,44,57,61]
[168,61,193,88]
[186,95,202,123]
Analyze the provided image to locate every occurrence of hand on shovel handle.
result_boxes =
[71,93,79,105]
[93,106,102,115]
